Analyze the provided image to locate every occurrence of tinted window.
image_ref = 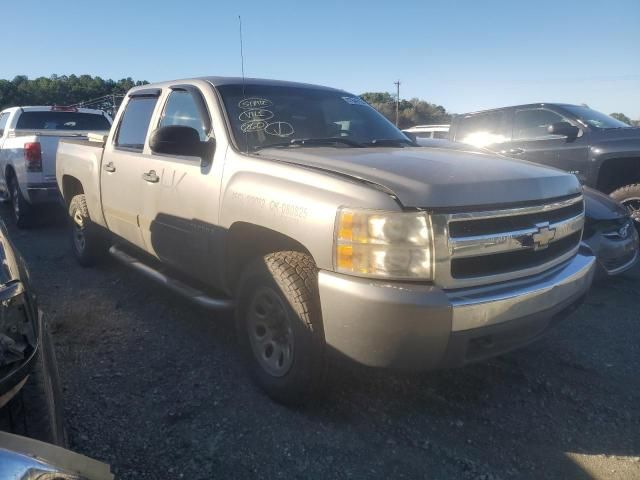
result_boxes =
[116,97,158,149]
[0,113,9,134]
[15,111,111,131]
[159,90,208,140]
[411,132,433,139]
[217,84,410,151]
[433,130,449,139]
[513,109,567,140]
[455,111,510,147]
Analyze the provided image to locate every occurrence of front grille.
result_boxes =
[451,232,581,278]
[431,195,585,289]
[449,201,583,237]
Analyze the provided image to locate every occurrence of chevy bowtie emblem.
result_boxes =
[532,223,556,250]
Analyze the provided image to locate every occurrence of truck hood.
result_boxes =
[257,146,581,208]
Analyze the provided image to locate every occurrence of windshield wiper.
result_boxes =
[361,138,416,147]
[253,137,363,151]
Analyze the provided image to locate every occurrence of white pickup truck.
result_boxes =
[0,106,111,226]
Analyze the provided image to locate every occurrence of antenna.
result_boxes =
[239,15,246,95]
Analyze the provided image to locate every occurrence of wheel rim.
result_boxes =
[621,197,640,225]
[72,210,86,253]
[247,286,295,377]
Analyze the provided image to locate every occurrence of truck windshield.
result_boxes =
[16,111,111,131]
[216,84,410,151]
[562,106,631,129]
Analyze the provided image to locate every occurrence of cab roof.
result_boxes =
[459,103,584,116]
[128,76,348,94]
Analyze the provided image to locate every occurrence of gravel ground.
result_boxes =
[3,208,640,480]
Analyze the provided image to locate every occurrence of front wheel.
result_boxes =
[68,194,108,267]
[610,184,640,229]
[236,251,327,405]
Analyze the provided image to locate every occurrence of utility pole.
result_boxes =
[394,80,401,127]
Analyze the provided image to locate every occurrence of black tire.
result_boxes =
[236,251,327,405]
[0,323,67,446]
[69,194,108,267]
[610,184,640,229]
[8,174,32,228]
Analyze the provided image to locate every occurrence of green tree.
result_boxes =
[610,112,632,125]
[360,92,451,129]
[0,75,148,114]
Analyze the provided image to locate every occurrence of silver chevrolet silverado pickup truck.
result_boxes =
[56,77,595,404]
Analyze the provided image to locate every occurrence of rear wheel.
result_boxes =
[236,251,327,405]
[8,174,32,228]
[610,184,640,229]
[69,194,108,267]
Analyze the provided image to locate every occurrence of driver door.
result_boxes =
[138,86,222,285]
[500,107,590,182]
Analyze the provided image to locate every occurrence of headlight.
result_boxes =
[334,208,433,280]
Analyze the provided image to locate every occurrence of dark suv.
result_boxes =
[449,104,640,225]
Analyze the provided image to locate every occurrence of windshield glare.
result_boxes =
[562,105,631,129]
[217,84,410,151]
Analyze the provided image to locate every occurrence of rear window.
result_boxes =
[15,111,111,131]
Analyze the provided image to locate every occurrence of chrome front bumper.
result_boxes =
[318,253,595,370]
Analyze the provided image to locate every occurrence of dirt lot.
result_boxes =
[4,208,640,480]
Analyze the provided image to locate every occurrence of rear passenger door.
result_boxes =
[500,107,590,181]
[138,86,221,285]
[101,92,160,250]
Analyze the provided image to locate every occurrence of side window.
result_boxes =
[414,132,433,139]
[0,113,10,136]
[115,97,158,150]
[513,109,567,140]
[159,90,208,140]
[433,131,449,139]
[455,111,510,147]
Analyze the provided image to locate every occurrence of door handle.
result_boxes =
[142,170,159,183]
[103,162,116,173]
[507,148,525,155]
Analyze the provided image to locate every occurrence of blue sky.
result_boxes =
[4,0,640,117]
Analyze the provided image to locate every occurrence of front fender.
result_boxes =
[219,155,400,270]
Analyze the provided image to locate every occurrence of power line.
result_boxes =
[394,80,401,127]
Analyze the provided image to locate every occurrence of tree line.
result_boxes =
[0,75,148,115]
[360,92,451,129]
[0,75,636,128]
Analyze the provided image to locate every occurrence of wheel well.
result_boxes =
[597,157,640,193]
[61,176,84,206]
[225,222,313,293]
[5,165,15,181]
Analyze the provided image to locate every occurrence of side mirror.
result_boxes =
[547,122,579,140]
[149,125,215,163]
